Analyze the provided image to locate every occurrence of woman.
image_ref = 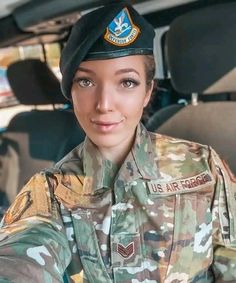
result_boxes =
[0,3,236,283]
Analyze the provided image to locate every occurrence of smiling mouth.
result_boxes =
[91,119,123,132]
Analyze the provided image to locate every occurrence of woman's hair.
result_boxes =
[144,55,156,89]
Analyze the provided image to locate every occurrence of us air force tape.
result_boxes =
[148,170,215,195]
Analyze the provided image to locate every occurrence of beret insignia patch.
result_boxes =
[4,191,32,225]
[104,7,140,46]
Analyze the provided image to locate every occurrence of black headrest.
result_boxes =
[167,2,236,94]
[7,59,67,105]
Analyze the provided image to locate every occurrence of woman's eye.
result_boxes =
[122,79,139,88]
[74,78,93,88]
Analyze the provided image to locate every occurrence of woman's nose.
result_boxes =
[95,84,115,112]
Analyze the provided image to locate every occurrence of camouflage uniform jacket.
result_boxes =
[0,124,236,283]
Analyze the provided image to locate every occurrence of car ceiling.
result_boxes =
[0,0,197,19]
[0,0,30,18]
[0,0,234,48]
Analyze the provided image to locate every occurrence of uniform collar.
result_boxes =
[134,123,160,179]
[82,123,159,193]
[82,137,119,192]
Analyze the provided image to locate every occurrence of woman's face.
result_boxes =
[71,55,153,155]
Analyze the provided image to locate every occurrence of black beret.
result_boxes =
[60,3,155,99]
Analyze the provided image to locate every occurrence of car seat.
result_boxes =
[0,59,85,209]
[152,2,236,174]
[145,103,185,132]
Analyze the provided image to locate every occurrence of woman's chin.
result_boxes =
[90,135,121,150]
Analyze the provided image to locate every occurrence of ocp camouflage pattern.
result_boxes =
[0,124,236,283]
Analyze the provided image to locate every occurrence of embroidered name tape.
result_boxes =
[148,170,215,195]
[104,7,140,46]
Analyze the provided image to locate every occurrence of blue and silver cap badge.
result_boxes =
[104,7,140,46]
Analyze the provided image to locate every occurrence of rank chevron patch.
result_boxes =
[117,241,134,259]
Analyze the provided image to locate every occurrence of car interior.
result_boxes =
[147,1,236,175]
[0,0,236,219]
[1,58,85,205]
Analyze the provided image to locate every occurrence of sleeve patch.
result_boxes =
[4,191,32,225]
[3,173,58,226]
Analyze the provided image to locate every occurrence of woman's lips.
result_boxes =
[91,120,123,132]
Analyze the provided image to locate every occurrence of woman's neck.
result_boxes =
[98,134,135,166]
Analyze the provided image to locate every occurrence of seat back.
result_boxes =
[154,2,236,174]
[0,59,85,204]
[157,102,236,174]
[6,58,67,105]
[145,103,184,132]
[167,2,236,95]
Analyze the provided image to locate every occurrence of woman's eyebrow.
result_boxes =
[115,68,140,76]
[76,66,95,74]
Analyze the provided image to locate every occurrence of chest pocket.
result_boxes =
[147,173,215,282]
[166,193,213,281]
[71,207,112,283]
[111,232,142,268]
[110,200,142,268]
[55,181,113,283]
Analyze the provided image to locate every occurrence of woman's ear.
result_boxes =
[144,80,154,107]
